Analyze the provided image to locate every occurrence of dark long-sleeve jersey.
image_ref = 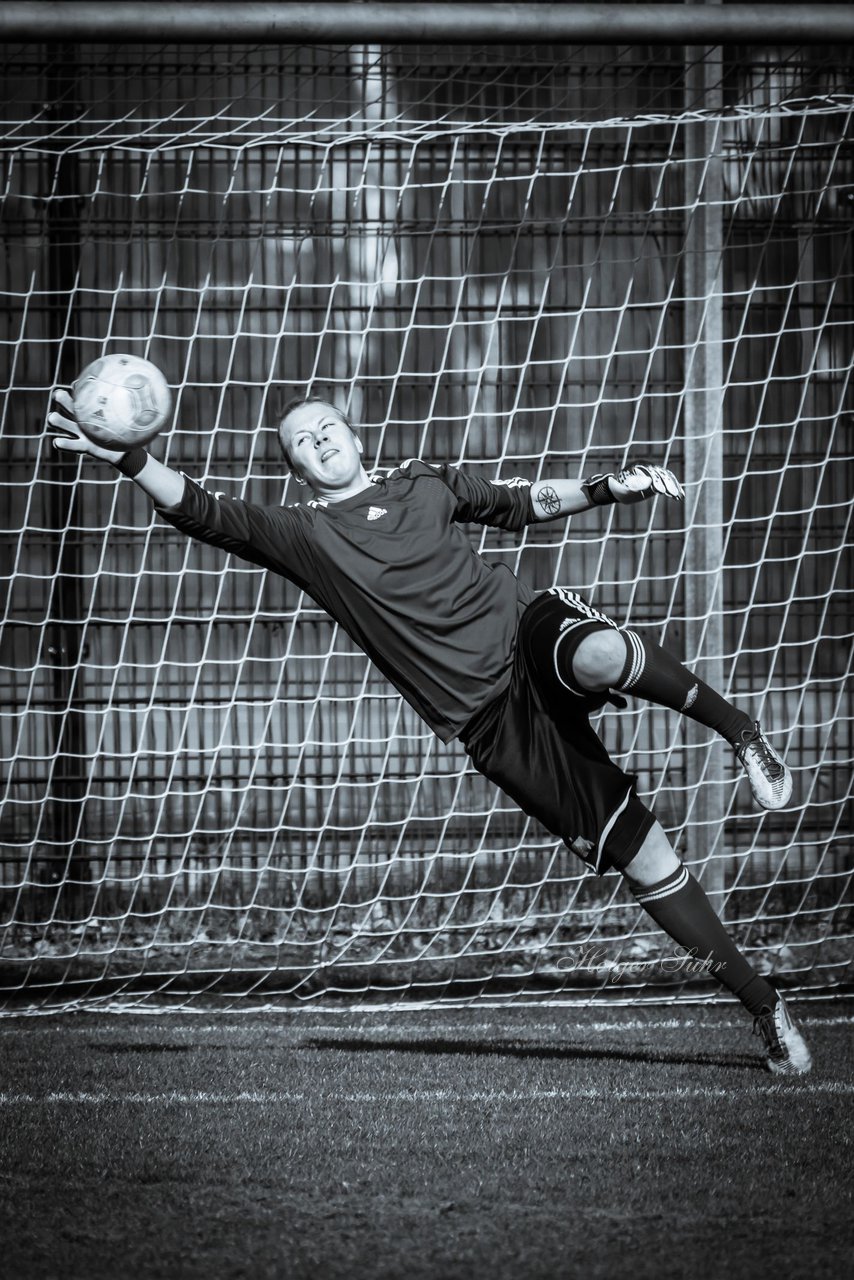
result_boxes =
[156,459,537,742]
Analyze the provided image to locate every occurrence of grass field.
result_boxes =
[2,1003,852,1279]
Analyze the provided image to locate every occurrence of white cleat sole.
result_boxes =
[768,1055,812,1076]
[743,756,793,810]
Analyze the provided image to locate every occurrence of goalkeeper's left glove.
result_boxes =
[582,461,685,506]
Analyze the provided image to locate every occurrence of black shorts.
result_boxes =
[460,589,655,874]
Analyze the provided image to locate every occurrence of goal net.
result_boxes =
[1,38,852,1012]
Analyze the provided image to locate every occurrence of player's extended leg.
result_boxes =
[571,627,793,810]
[623,820,812,1074]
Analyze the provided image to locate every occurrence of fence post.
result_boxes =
[682,28,727,900]
[42,46,89,913]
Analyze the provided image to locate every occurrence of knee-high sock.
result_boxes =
[616,631,753,746]
[627,865,777,1015]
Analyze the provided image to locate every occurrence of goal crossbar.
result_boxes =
[3,2,854,45]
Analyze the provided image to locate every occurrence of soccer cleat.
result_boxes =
[734,721,793,810]
[753,995,813,1075]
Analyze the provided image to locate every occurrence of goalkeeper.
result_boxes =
[49,391,810,1074]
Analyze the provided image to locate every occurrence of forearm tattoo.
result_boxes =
[536,485,561,517]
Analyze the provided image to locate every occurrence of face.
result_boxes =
[280,402,364,493]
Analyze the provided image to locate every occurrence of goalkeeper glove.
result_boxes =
[582,461,685,506]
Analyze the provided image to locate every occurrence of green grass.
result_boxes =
[1,1005,852,1279]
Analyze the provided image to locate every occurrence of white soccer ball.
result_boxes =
[72,353,172,449]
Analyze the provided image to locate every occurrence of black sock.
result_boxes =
[627,865,778,1015]
[616,631,753,746]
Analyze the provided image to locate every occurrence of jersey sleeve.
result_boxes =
[155,474,315,588]
[433,462,535,532]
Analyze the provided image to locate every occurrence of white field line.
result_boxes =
[1,1016,852,1035]
[1,1083,853,1105]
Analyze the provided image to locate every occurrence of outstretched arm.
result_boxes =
[48,388,184,508]
[530,462,684,522]
[48,387,314,581]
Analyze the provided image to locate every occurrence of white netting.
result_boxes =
[0,42,852,1011]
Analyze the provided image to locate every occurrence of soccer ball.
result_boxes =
[72,354,172,449]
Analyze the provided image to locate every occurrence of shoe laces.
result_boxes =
[753,1002,785,1057]
[736,722,785,780]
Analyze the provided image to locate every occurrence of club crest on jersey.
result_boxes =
[367,506,388,521]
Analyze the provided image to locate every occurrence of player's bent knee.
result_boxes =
[571,628,628,692]
[621,820,680,887]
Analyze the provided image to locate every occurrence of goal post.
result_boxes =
[682,19,726,897]
[0,25,852,1012]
